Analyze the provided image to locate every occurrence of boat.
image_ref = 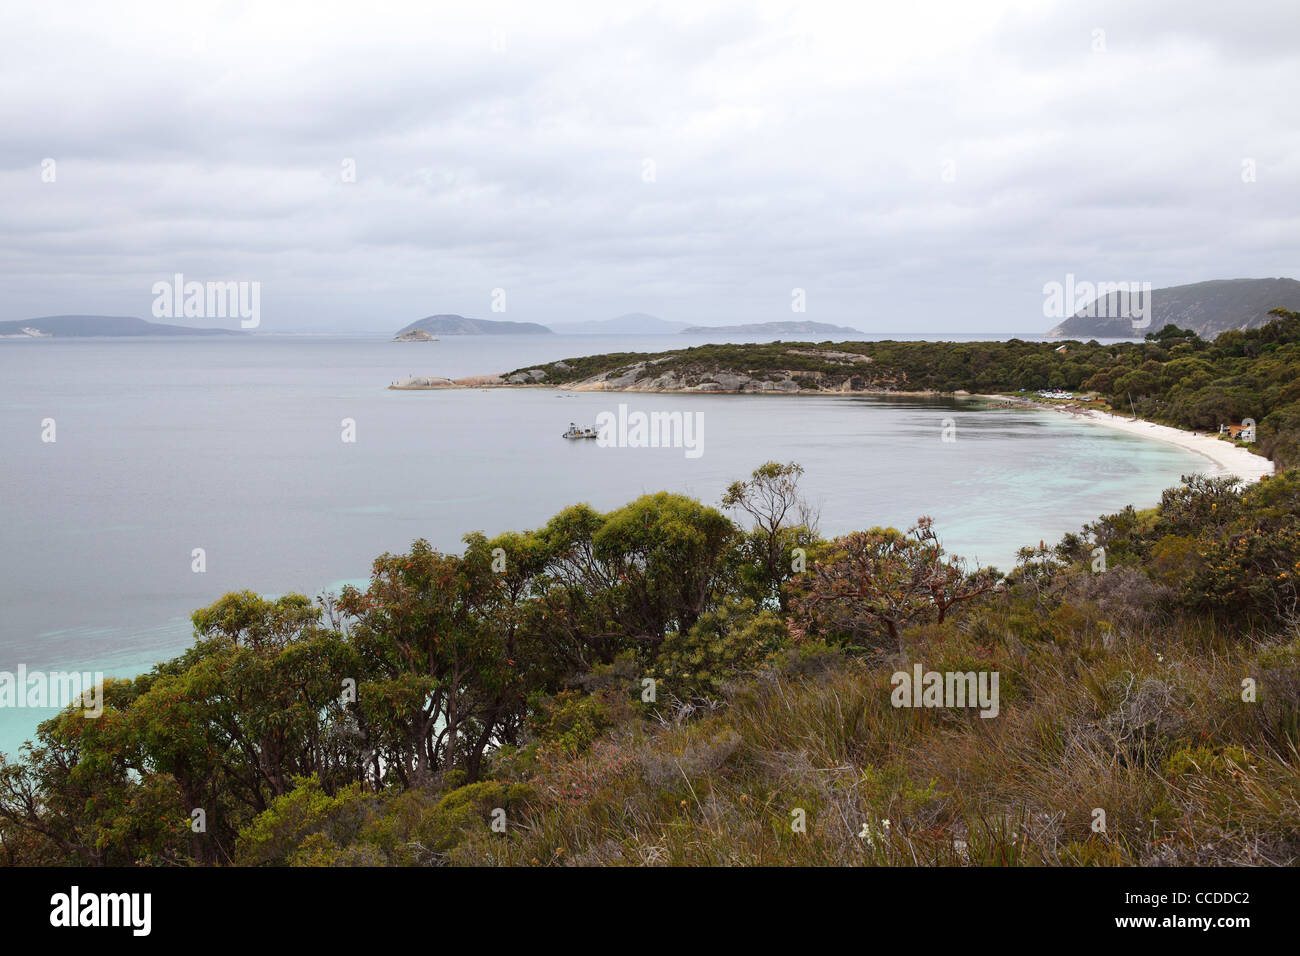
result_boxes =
[562,422,598,439]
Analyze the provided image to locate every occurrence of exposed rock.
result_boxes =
[707,372,750,390]
[453,374,505,386]
[786,348,871,363]
[604,364,649,388]
[389,376,455,389]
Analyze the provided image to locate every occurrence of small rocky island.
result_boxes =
[393,329,438,342]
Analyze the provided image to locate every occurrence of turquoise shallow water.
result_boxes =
[0,334,1205,755]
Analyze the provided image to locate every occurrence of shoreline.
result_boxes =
[389,376,1276,485]
[980,394,1275,484]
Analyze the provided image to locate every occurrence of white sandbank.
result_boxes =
[983,396,1274,484]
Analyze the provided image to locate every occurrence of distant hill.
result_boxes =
[1046,278,1300,339]
[0,315,243,337]
[681,320,863,335]
[394,314,551,336]
[550,313,689,335]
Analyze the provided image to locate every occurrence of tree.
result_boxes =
[336,542,511,787]
[0,677,185,866]
[787,517,997,653]
[537,493,738,658]
[721,461,819,609]
[126,591,357,860]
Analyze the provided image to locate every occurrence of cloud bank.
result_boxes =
[1,0,1297,332]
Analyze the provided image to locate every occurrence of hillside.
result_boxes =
[0,315,243,337]
[681,320,862,335]
[395,314,551,336]
[1047,278,1300,339]
[551,313,688,334]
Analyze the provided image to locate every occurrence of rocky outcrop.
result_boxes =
[389,374,505,389]
[785,348,871,363]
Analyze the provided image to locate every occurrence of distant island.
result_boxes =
[1047,277,1300,339]
[393,329,438,342]
[0,315,244,337]
[393,314,551,338]
[680,320,863,335]
[550,313,689,335]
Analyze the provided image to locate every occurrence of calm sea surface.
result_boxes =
[0,332,1202,753]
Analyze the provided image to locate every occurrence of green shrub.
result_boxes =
[235,777,375,866]
[651,599,788,700]
[1163,744,1251,777]
[528,690,614,756]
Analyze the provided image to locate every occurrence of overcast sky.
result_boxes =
[1,0,1297,333]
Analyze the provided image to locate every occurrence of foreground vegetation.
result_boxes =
[511,309,1300,469]
[1,458,1297,867]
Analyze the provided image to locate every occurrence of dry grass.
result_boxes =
[465,615,1300,867]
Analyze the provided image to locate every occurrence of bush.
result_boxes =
[527,690,615,756]
[1163,744,1251,777]
[235,777,375,866]
[651,599,787,700]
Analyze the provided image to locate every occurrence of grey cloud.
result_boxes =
[1,0,1297,332]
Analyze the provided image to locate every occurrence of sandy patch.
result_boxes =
[981,396,1274,484]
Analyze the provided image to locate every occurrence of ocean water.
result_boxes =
[0,333,1201,754]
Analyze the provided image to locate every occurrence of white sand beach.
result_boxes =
[983,396,1275,484]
